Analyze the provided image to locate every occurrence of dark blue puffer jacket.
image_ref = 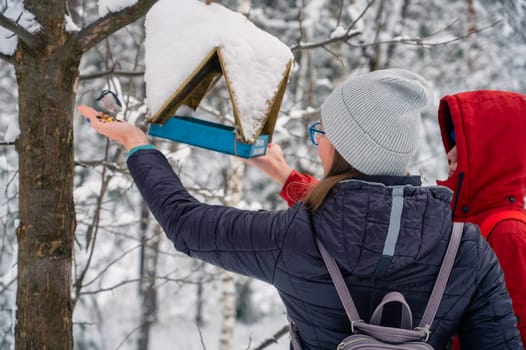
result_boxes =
[128,149,522,350]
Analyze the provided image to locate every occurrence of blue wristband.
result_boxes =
[128,144,156,157]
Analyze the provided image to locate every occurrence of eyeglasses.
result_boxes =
[308,121,326,146]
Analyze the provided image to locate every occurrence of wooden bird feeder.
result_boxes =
[148,47,292,158]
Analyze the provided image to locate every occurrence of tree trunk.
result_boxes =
[195,260,206,327]
[219,157,245,350]
[466,0,477,72]
[219,270,236,350]
[371,0,386,71]
[14,44,80,349]
[137,217,161,350]
[384,0,411,68]
[5,1,158,348]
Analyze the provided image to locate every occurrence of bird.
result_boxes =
[95,89,122,116]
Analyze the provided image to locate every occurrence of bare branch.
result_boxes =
[293,20,501,53]
[115,322,144,350]
[75,159,129,174]
[0,141,15,146]
[0,52,14,64]
[0,12,38,48]
[321,45,345,66]
[252,325,289,350]
[79,274,218,296]
[291,30,361,51]
[346,0,375,36]
[76,0,158,53]
[196,321,207,350]
[291,0,374,52]
[0,277,16,295]
[350,21,501,49]
[82,243,143,288]
[335,0,344,28]
[79,69,145,81]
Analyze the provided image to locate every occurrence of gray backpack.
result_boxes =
[290,222,464,350]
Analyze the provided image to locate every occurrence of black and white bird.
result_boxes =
[96,90,122,116]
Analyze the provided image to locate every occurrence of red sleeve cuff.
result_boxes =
[279,170,319,207]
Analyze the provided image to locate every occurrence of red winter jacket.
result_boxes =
[436,90,526,346]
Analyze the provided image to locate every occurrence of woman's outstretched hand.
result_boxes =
[78,105,149,151]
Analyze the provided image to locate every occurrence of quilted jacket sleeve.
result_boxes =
[127,149,295,283]
[457,227,523,349]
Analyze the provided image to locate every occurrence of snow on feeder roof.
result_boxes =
[144,0,293,149]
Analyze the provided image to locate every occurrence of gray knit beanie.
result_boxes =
[320,69,432,176]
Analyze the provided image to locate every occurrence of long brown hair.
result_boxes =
[304,150,363,212]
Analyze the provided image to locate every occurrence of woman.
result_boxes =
[78,69,522,349]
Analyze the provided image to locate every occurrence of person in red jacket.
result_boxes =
[248,90,526,346]
[437,90,526,346]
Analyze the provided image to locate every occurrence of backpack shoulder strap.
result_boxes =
[316,222,464,338]
[316,238,362,322]
[479,210,526,240]
[418,222,464,331]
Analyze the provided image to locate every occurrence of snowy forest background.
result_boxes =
[0,0,525,349]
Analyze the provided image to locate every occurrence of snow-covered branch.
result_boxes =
[0,12,38,49]
[292,20,501,53]
[252,325,289,350]
[76,0,158,53]
[0,52,14,64]
[291,0,374,52]
[291,30,361,51]
[0,141,15,146]
[351,20,502,49]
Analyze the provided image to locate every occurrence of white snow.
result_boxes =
[3,121,19,142]
[144,0,293,143]
[330,26,347,39]
[98,0,138,18]
[64,14,80,32]
[0,3,41,56]
[302,0,324,29]
[0,28,17,56]
[347,4,365,33]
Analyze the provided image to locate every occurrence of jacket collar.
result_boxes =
[354,175,422,187]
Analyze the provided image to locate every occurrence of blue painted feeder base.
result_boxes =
[148,116,269,159]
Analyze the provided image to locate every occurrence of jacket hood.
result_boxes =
[312,178,454,277]
[436,90,526,219]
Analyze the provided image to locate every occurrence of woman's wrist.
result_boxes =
[128,144,155,156]
[123,130,149,151]
[272,164,293,186]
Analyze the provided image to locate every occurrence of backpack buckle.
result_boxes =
[414,324,431,342]
[350,320,364,334]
